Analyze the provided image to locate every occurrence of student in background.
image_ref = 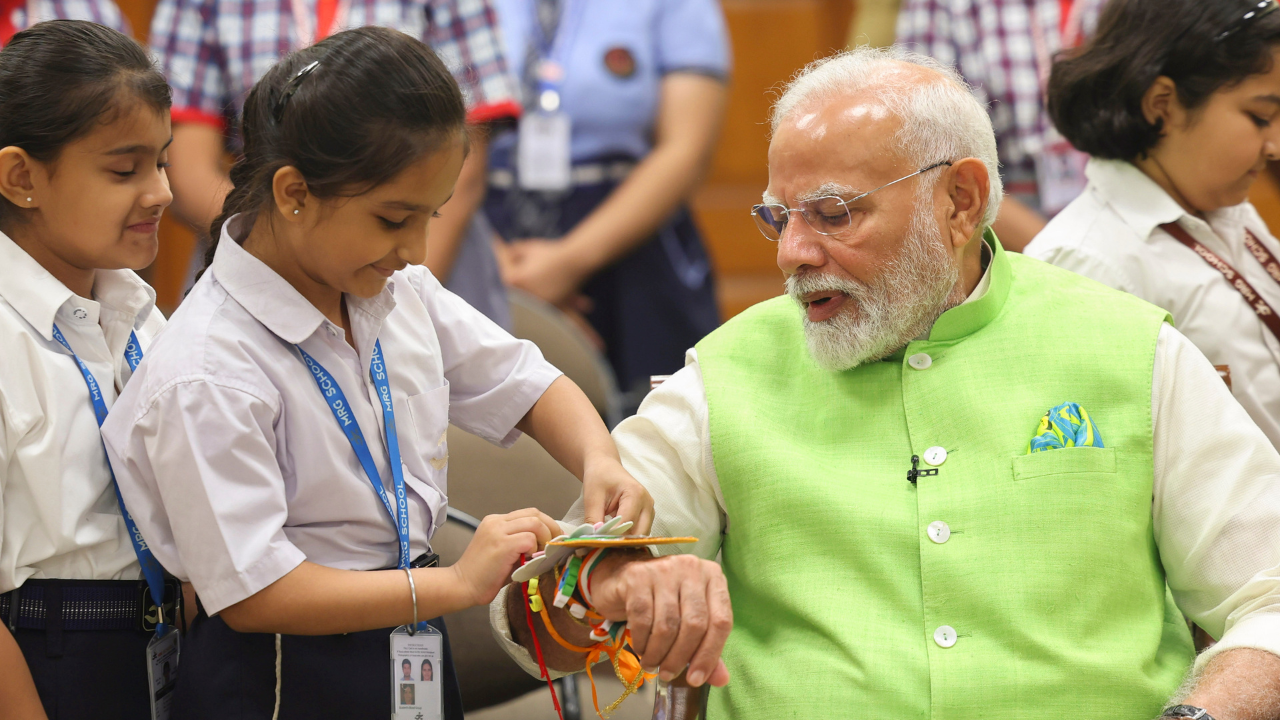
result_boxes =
[0,0,128,46]
[150,0,520,326]
[897,0,1108,251]
[485,0,729,411]
[102,28,655,718]
[1027,0,1280,449]
[0,21,175,720]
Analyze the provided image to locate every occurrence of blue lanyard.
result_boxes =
[297,340,413,571]
[50,324,170,637]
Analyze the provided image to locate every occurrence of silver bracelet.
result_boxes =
[403,567,419,636]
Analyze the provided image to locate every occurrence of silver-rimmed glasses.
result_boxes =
[750,160,953,242]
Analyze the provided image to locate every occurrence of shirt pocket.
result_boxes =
[397,381,451,533]
[1011,447,1117,481]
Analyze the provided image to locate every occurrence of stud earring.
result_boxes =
[26,198,31,203]
[293,209,300,215]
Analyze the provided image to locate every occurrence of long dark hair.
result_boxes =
[1049,0,1280,160]
[206,26,467,267]
[0,20,171,228]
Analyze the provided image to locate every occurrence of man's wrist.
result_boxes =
[584,549,650,619]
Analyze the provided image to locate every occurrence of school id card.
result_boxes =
[391,624,443,720]
[517,110,572,192]
[146,630,179,720]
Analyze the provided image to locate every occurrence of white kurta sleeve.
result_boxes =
[1151,323,1280,670]
[105,379,306,615]
[410,270,561,447]
[489,351,727,676]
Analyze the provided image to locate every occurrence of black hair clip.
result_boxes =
[273,60,321,123]
[1216,0,1278,42]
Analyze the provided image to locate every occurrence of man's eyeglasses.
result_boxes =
[750,160,952,242]
[1216,0,1278,42]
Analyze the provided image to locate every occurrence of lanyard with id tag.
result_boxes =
[391,624,443,719]
[51,324,179,720]
[517,1,580,191]
[298,340,442,718]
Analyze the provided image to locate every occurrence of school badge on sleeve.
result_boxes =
[603,46,636,78]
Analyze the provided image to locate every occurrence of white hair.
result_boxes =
[771,46,1003,228]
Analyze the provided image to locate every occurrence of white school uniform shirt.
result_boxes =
[491,259,1280,678]
[102,218,562,615]
[0,231,164,594]
[1027,157,1280,450]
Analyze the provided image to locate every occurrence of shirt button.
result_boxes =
[908,352,932,370]
[72,308,88,320]
[327,326,338,337]
[934,625,957,648]
[927,520,951,544]
[923,446,947,466]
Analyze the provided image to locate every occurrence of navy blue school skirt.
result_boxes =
[173,613,464,719]
[13,622,152,719]
[5,578,178,720]
[485,155,721,403]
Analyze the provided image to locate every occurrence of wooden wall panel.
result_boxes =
[694,0,856,319]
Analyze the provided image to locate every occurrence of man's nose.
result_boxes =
[776,218,827,276]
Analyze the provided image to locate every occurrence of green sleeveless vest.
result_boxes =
[695,232,1193,719]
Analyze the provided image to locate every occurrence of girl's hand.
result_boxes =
[583,458,655,535]
[503,239,590,307]
[451,508,562,606]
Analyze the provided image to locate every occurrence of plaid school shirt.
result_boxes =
[896,0,1106,213]
[151,0,522,134]
[2,0,128,42]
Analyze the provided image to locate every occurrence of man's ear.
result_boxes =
[0,146,40,210]
[1141,76,1179,132]
[946,157,990,249]
[271,165,311,222]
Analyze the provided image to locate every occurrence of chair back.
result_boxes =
[508,288,623,426]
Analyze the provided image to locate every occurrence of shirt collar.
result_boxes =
[210,215,398,345]
[927,228,1010,343]
[1085,157,1187,241]
[0,230,156,341]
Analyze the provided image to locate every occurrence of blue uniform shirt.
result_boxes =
[492,0,730,163]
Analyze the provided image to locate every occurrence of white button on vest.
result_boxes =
[923,446,947,466]
[908,353,932,370]
[927,520,951,544]
[934,625,957,648]
[72,308,88,320]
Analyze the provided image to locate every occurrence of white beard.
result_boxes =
[786,202,968,372]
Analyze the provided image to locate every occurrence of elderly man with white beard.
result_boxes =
[491,47,1280,720]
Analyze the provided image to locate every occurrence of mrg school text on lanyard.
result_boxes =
[50,325,180,720]
[298,340,444,720]
[517,0,584,191]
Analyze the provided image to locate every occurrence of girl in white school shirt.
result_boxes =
[1027,0,1280,448]
[101,27,654,719]
[0,21,177,720]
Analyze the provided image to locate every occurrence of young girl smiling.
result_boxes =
[0,21,175,720]
[102,26,653,718]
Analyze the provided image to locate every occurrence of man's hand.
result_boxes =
[582,457,655,534]
[591,553,732,687]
